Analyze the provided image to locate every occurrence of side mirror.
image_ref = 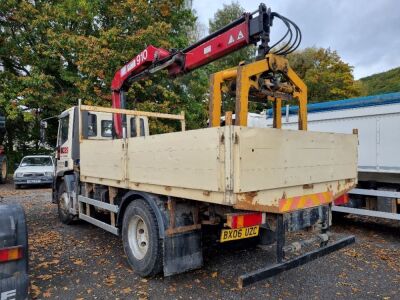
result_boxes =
[40,120,48,129]
[39,120,47,143]
[14,162,19,169]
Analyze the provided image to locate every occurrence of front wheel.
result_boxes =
[57,181,74,224]
[122,199,163,277]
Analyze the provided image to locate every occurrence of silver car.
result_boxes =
[13,155,54,189]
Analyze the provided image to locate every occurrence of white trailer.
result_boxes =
[262,92,400,220]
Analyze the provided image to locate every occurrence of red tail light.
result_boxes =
[0,246,23,263]
[334,194,349,206]
[226,212,265,229]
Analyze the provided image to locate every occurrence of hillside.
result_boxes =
[359,67,400,95]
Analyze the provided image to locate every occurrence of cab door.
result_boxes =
[56,109,74,175]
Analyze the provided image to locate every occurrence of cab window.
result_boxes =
[101,120,113,137]
[88,114,97,137]
[60,115,69,145]
[130,117,145,137]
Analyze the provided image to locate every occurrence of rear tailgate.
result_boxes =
[233,126,358,213]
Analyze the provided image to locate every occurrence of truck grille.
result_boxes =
[23,173,45,177]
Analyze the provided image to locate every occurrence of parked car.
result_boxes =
[13,155,54,189]
[0,204,29,300]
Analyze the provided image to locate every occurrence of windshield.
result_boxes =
[20,157,53,167]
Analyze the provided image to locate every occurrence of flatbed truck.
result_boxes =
[46,4,358,287]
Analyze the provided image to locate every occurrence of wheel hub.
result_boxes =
[128,215,149,260]
[59,192,70,213]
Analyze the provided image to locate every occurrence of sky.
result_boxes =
[192,0,400,79]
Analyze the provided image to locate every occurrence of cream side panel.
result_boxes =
[234,127,358,192]
[80,139,125,181]
[127,128,224,192]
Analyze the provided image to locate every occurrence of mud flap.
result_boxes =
[63,174,78,215]
[163,230,203,276]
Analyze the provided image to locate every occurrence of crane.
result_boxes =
[111,3,302,137]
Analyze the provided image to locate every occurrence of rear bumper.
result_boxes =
[0,272,29,300]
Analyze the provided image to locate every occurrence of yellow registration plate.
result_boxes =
[220,226,259,243]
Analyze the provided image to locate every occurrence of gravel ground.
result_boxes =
[0,182,399,300]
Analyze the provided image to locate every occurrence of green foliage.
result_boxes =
[287,47,361,103]
[0,0,200,167]
[359,67,400,95]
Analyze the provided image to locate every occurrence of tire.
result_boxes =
[122,199,163,277]
[57,181,74,224]
[14,184,20,189]
[0,155,7,184]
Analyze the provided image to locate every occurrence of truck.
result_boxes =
[0,114,7,184]
[46,4,358,287]
[264,92,400,221]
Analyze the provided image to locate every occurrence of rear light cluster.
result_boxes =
[226,212,265,229]
[334,194,349,206]
[0,246,23,263]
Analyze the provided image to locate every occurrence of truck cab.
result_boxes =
[55,106,149,178]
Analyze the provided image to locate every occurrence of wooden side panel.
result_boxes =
[234,127,358,193]
[80,139,125,181]
[126,128,224,192]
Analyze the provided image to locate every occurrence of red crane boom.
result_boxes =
[110,3,299,137]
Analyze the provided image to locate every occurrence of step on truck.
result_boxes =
[46,4,358,287]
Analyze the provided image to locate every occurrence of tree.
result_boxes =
[359,67,400,96]
[0,0,199,167]
[287,47,361,103]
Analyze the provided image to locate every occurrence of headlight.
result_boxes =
[14,172,23,178]
[45,172,53,177]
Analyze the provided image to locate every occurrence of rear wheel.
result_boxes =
[0,156,7,183]
[57,181,74,224]
[122,199,163,277]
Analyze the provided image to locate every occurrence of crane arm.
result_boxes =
[111,3,301,137]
